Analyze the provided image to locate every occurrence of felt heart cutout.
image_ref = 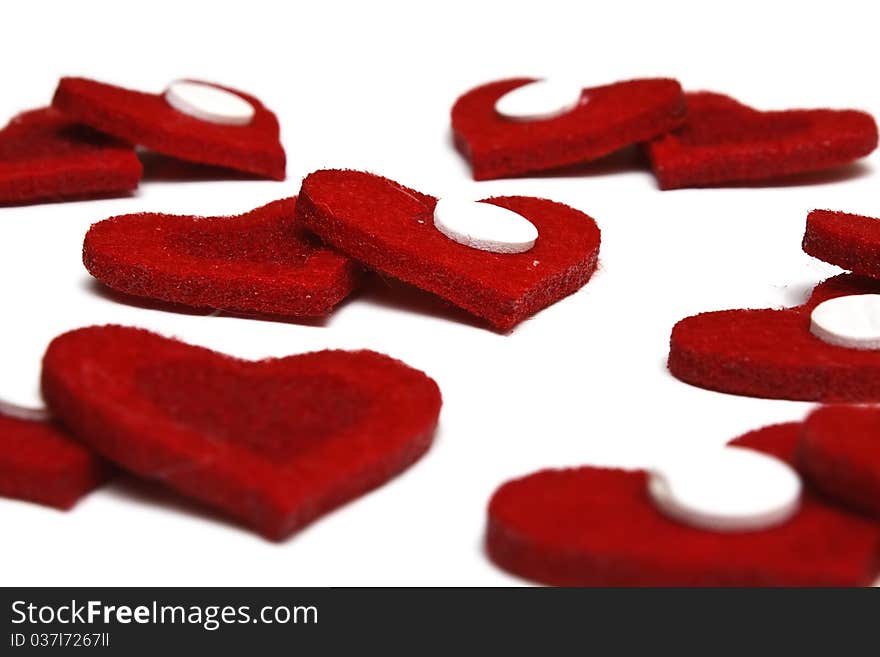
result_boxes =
[295,169,601,331]
[487,423,880,586]
[0,402,111,509]
[800,406,880,520]
[52,77,286,180]
[83,197,360,318]
[452,77,686,180]
[0,107,141,205]
[648,92,878,189]
[668,274,880,401]
[803,209,880,278]
[41,325,442,540]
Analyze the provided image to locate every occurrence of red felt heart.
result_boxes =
[0,107,141,205]
[0,403,111,509]
[83,197,360,318]
[803,209,880,278]
[295,169,601,331]
[52,77,286,180]
[41,326,442,540]
[452,77,686,180]
[648,92,878,189]
[487,423,880,586]
[668,274,880,401]
[800,406,880,520]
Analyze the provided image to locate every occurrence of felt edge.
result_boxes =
[799,407,880,520]
[803,209,880,277]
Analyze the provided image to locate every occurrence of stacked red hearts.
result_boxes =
[452,78,877,187]
[1,77,286,205]
[487,415,880,586]
[669,209,880,401]
[84,170,603,330]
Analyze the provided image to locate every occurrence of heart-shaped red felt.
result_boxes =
[0,107,141,205]
[83,197,360,318]
[803,209,880,278]
[452,77,686,180]
[41,326,442,540]
[648,92,878,189]
[296,169,601,331]
[800,406,880,520]
[0,403,111,509]
[52,77,286,180]
[487,423,880,586]
[668,274,880,401]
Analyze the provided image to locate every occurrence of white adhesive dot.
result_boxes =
[494,79,584,121]
[164,81,255,126]
[810,294,880,350]
[433,198,538,254]
[647,446,802,532]
[0,400,51,423]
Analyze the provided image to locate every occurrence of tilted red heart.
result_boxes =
[295,169,601,331]
[83,197,360,318]
[0,107,141,205]
[452,77,686,180]
[0,403,111,509]
[41,326,442,540]
[803,209,880,278]
[668,274,880,401]
[52,77,286,180]
[487,423,880,586]
[800,406,880,520]
[648,92,878,189]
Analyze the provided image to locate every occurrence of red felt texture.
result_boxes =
[52,77,285,180]
[487,423,880,586]
[0,407,110,509]
[83,197,360,318]
[41,326,442,540]
[668,274,880,401]
[296,169,601,331]
[0,107,141,205]
[800,406,880,520]
[452,77,686,180]
[803,209,880,278]
[648,92,878,189]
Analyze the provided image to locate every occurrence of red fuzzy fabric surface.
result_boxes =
[800,406,880,520]
[0,107,141,205]
[452,77,686,180]
[668,274,880,401]
[296,169,601,331]
[648,92,878,189]
[41,326,442,540]
[486,423,880,586]
[52,77,285,180]
[803,209,880,278]
[0,406,110,509]
[83,197,360,318]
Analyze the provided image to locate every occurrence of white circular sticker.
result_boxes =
[164,81,255,126]
[647,446,802,532]
[494,79,584,121]
[810,294,880,350]
[433,198,538,254]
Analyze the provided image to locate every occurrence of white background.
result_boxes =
[2,0,878,586]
